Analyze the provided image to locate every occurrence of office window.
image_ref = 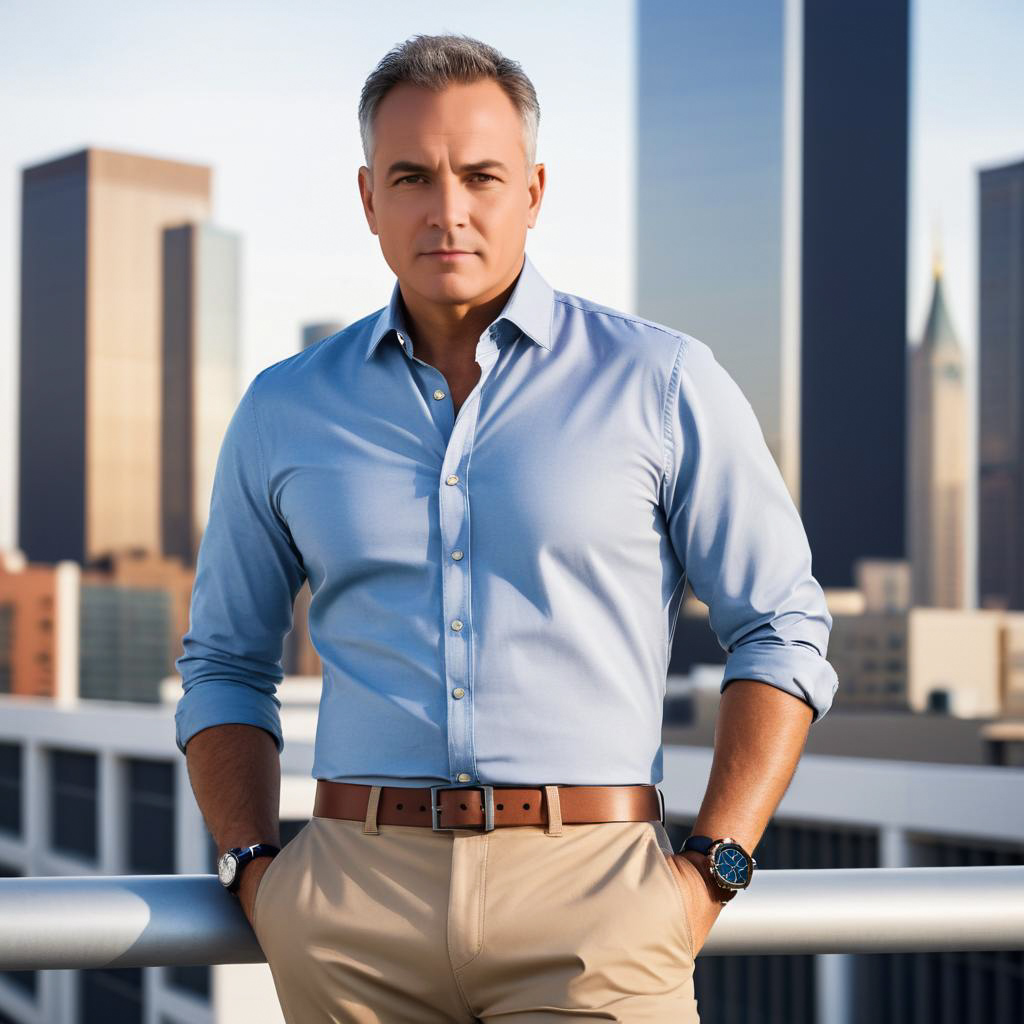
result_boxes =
[0,743,21,835]
[280,818,309,846]
[49,749,98,860]
[79,967,142,1023]
[0,605,12,693]
[166,965,210,1001]
[126,759,175,874]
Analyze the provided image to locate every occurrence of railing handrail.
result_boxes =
[1,865,1023,969]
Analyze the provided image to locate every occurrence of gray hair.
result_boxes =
[359,33,540,173]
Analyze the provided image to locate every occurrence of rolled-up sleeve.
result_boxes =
[174,372,307,754]
[661,333,839,722]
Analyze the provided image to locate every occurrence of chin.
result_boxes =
[417,267,481,299]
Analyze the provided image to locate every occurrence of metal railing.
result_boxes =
[1,866,1023,969]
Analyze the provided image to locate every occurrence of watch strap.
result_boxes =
[680,835,714,856]
[223,842,281,892]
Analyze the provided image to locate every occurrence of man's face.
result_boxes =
[358,78,544,307]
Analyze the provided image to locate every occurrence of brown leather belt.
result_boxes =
[313,780,665,832]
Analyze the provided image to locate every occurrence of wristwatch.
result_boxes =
[679,835,756,904]
[217,843,280,894]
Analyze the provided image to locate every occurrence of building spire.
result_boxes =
[932,214,944,279]
[921,271,959,355]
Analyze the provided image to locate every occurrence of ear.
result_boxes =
[526,163,546,229]
[358,165,378,236]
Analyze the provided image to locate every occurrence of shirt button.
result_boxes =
[445,474,459,486]
[433,389,446,400]
[453,688,465,699]
[451,619,464,632]
[451,549,464,560]
[457,773,472,783]
[397,333,406,346]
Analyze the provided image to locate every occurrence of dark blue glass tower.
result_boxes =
[799,0,910,585]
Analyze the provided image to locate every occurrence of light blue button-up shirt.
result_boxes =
[174,251,838,786]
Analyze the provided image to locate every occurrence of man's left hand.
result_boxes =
[664,850,727,956]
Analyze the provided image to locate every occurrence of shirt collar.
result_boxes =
[364,250,554,362]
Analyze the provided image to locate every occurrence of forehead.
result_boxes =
[372,79,524,158]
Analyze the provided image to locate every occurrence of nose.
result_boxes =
[427,172,469,233]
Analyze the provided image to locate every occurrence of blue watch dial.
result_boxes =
[713,845,750,886]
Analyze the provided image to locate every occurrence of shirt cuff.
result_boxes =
[721,642,839,724]
[174,679,285,754]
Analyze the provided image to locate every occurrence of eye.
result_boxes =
[471,173,497,182]
[395,174,426,185]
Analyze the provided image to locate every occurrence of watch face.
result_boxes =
[217,852,238,887]
[710,842,752,889]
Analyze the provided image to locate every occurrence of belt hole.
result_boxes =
[497,803,504,809]
[397,803,403,810]
[522,802,530,810]
[460,803,467,810]
[419,805,426,811]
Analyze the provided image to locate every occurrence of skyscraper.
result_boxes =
[636,2,794,486]
[978,156,1024,610]
[162,222,241,564]
[799,0,909,589]
[18,147,212,564]
[635,0,909,587]
[302,321,346,351]
[908,258,967,608]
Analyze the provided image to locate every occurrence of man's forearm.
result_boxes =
[184,723,282,854]
[688,678,814,858]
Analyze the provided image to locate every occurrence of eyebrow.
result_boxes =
[385,159,510,178]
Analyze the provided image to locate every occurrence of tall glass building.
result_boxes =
[18,148,212,565]
[161,222,242,565]
[635,0,909,587]
[977,157,1024,611]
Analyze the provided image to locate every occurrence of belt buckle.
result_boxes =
[430,784,495,832]
[657,786,666,828]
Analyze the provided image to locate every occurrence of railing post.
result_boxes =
[816,953,855,1024]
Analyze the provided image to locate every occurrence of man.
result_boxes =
[175,32,838,1024]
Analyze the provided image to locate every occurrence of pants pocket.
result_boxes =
[649,821,696,957]
[252,822,309,935]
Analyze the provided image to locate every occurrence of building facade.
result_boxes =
[978,157,1024,611]
[634,0,910,590]
[2,685,1022,1024]
[18,147,211,566]
[162,222,242,565]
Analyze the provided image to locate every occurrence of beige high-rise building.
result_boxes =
[18,147,212,565]
[907,258,967,607]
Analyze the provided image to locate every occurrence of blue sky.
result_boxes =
[0,0,1022,550]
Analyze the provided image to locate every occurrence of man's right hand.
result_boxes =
[237,854,276,928]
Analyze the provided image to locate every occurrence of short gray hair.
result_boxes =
[359,33,541,172]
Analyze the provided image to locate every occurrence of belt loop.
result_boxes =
[543,785,563,836]
[363,785,382,834]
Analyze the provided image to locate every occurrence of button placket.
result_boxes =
[436,328,503,784]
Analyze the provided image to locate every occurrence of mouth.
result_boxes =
[422,250,476,259]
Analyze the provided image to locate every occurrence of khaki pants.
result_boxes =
[252,787,700,1023]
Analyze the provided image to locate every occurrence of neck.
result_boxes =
[398,255,523,365]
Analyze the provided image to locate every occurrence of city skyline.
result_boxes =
[1,9,1023,1020]
[1,0,1023,554]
